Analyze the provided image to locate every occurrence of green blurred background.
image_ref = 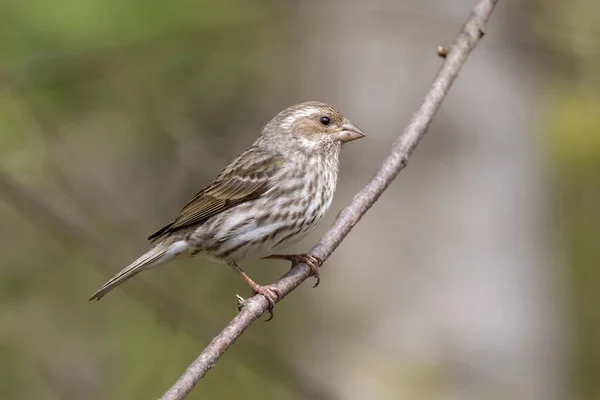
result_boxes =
[1,0,599,399]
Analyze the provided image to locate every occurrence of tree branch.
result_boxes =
[160,1,499,398]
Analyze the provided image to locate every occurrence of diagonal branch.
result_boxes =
[160,1,499,399]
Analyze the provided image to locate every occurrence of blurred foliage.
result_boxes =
[547,88,600,167]
[523,0,600,399]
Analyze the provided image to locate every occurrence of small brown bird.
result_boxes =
[89,102,365,312]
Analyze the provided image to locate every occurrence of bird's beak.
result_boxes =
[338,121,366,143]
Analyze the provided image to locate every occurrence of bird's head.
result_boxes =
[260,101,365,153]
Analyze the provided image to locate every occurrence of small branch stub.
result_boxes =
[437,46,448,58]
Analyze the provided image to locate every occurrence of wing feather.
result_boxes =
[148,148,284,241]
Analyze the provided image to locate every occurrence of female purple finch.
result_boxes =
[89,102,365,313]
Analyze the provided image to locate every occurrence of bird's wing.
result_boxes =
[148,148,284,241]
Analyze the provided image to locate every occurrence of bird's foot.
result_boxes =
[230,262,280,321]
[292,254,323,287]
[265,253,323,288]
[236,284,280,322]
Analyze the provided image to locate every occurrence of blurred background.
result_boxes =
[1,0,598,399]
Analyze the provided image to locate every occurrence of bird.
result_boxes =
[89,101,365,315]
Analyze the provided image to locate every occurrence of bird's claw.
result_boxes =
[305,254,323,288]
[263,253,324,287]
[250,284,280,322]
[236,286,279,321]
[291,254,323,288]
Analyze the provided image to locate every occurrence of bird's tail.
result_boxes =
[89,239,189,301]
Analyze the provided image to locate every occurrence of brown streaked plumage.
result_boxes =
[148,153,285,241]
[89,101,365,318]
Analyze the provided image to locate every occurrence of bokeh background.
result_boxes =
[1,0,598,399]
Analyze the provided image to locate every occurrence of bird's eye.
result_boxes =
[320,116,331,126]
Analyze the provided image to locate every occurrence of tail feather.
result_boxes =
[89,240,187,301]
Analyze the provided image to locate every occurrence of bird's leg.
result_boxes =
[230,262,279,321]
[263,253,323,288]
